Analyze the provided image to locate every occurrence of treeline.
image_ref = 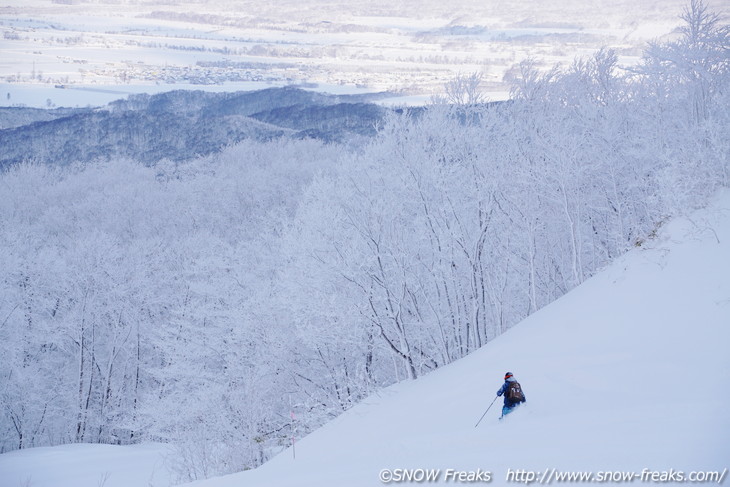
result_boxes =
[0,0,727,481]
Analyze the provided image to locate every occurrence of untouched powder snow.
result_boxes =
[1,191,729,487]
[0,443,174,487]
[187,191,730,487]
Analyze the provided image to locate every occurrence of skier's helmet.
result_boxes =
[504,372,513,380]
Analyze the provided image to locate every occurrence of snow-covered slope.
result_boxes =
[0,443,174,487]
[2,192,729,487]
[188,191,730,487]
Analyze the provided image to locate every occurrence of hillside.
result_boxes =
[185,191,730,487]
[1,194,728,487]
[0,87,387,167]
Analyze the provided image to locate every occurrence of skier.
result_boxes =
[496,372,526,418]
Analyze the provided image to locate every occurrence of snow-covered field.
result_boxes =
[0,0,689,107]
[0,443,175,487]
[1,186,728,486]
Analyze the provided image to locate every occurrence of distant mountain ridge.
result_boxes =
[0,87,389,168]
[0,106,90,131]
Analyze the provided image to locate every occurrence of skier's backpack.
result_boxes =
[507,381,525,403]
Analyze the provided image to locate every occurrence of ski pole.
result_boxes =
[474,396,498,428]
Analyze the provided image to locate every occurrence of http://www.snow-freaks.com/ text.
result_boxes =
[378,467,728,484]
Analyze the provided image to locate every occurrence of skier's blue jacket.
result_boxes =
[497,377,526,408]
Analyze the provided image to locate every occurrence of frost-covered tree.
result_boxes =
[0,1,728,480]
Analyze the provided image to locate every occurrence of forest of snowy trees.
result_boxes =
[0,1,727,481]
